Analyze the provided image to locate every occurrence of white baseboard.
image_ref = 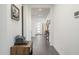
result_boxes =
[49,42,53,46]
[49,42,60,55]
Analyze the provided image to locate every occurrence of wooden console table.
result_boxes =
[10,41,32,55]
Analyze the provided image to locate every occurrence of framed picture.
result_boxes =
[11,4,19,21]
[74,11,79,18]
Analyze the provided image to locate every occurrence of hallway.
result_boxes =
[1,4,79,55]
[32,35,59,55]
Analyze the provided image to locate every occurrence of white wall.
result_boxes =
[0,4,22,55]
[50,4,79,55]
[23,5,31,41]
[0,4,7,55]
[45,6,54,45]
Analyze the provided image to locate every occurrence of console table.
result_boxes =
[10,41,32,55]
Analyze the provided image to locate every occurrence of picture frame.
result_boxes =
[74,11,79,18]
[11,4,20,21]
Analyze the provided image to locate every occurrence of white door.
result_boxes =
[36,23,42,34]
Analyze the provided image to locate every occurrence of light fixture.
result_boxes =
[38,8,42,11]
[38,14,41,17]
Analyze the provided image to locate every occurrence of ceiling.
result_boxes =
[31,5,51,22]
[31,8,50,19]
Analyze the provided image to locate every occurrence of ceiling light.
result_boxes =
[38,14,42,17]
[38,8,42,11]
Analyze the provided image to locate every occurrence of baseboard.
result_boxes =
[49,42,60,55]
[49,42,53,46]
[53,46,60,55]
